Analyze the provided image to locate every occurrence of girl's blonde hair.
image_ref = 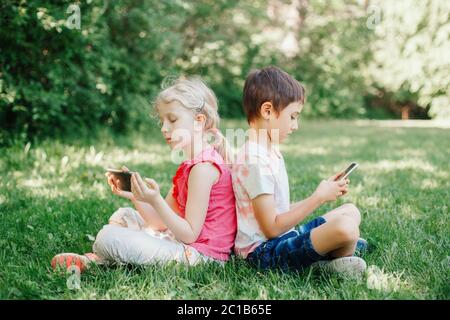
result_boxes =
[154,76,232,164]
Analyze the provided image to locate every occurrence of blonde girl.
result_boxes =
[52,77,237,271]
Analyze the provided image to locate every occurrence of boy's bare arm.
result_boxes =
[253,173,349,239]
[253,193,323,239]
[290,199,305,211]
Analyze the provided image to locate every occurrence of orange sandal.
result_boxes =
[51,253,98,273]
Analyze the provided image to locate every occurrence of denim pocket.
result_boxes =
[248,240,274,269]
[247,232,297,270]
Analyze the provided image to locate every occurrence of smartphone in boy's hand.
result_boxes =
[106,168,134,192]
[335,162,359,181]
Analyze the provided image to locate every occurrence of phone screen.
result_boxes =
[339,162,359,180]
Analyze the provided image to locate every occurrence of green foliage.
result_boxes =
[0,0,270,142]
[1,1,449,143]
[0,0,185,143]
[283,1,374,118]
[368,0,450,118]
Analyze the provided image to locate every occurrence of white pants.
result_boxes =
[93,207,213,266]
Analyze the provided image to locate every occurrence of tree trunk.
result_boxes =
[401,105,410,120]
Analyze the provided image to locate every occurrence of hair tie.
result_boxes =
[195,100,206,113]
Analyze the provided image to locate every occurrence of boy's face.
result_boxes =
[269,101,303,143]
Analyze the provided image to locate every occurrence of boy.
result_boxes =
[232,66,368,278]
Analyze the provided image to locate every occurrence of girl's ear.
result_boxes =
[194,113,207,129]
[260,102,275,120]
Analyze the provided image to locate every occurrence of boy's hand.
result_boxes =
[329,170,350,196]
[105,166,135,201]
[330,171,344,181]
[313,175,349,204]
[130,172,161,204]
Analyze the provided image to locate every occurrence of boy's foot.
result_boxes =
[311,256,367,279]
[51,252,99,273]
[355,238,369,257]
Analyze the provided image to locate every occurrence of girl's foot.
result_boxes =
[312,256,367,279]
[51,252,100,273]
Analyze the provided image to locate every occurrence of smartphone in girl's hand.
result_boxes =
[106,168,134,192]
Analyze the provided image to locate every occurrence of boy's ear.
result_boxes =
[260,102,275,120]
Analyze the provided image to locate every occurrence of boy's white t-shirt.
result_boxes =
[232,140,292,258]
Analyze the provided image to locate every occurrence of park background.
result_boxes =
[0,0,449,299]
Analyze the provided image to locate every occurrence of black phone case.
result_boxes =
[110,171,132,192]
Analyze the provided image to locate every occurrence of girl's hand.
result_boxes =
[313,177,349,204]
[105,166,135,201]
[130,172,161,204]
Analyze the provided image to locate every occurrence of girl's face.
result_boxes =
[157,101,203,150]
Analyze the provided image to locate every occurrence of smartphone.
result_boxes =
[337,162,359,181]
[106,168,134,192]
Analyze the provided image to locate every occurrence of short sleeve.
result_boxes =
[239,155,275,200]
[172,148,224,209]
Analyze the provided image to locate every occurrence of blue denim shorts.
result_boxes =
[247,216,330,272]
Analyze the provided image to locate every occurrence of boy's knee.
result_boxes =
[342,203,361,223]
[332,215,359,244]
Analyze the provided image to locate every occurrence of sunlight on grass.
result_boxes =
[62,144,171,171]
[394,148,427,158]
[358,195,387,208]
[99,145,172,168]
[354,120,450,129]
[365,159,437,173]
[366,265,410,293]
[281,144,329,156]
[22,177,46,188]
[420,179,440,190]
[397,204,418,219]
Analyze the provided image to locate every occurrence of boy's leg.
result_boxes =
[310,215,359,258]
[320,203,369,255]
[321,203,361,226]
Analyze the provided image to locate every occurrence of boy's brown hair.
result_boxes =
[242,66,305,123]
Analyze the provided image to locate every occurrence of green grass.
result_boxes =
[0,120,449,299]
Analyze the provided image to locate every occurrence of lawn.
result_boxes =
[0,120,449,299]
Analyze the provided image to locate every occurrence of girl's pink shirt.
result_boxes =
[172,146,237,261]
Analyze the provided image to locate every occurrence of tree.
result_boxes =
[367,0,450,119]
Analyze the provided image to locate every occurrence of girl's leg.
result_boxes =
[52,207,163,272]
[310,215,359,258]
[130,200,167,231]
[108,207,158,231]
[53,207,152,272]
[93,224,192,265]
[321,203,361,226]
[51,252,103,271]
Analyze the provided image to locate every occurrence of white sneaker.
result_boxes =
[311,256,367,279]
